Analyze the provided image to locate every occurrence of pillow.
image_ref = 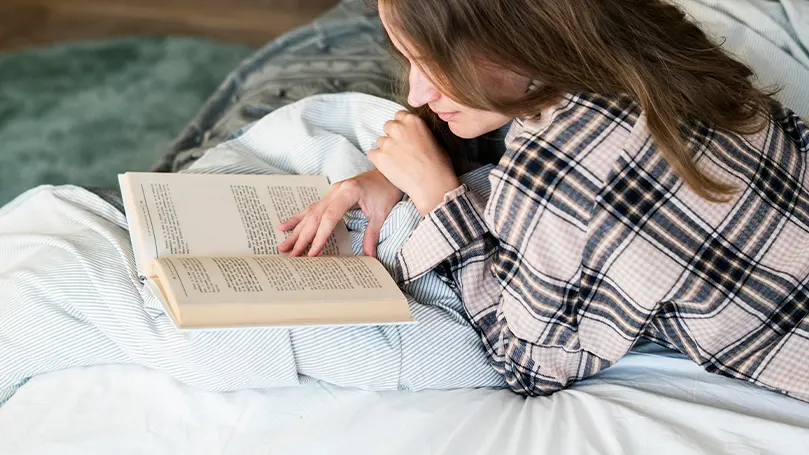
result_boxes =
[153,0,400,173]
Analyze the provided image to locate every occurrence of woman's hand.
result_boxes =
[278,169,403,257]
[370,111,460,216]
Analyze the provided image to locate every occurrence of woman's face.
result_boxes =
[379,4,531,139]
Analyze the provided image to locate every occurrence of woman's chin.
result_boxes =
[446,115,512,139]
[447,121,487,139]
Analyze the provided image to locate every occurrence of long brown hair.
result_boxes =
[377,0,775,201]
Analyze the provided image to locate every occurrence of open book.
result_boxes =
[118,172,414,329]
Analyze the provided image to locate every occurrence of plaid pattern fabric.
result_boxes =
[395,92,809,398]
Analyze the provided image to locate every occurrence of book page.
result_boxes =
[119,172,353,276]
[152,255,404,306]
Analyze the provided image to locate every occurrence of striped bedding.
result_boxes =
[0,93,506,406]
[2,0,808,409]
[158,0,809,176]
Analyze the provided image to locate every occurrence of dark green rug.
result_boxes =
[0,37,255,206]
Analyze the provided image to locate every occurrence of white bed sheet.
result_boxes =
[2,343,808,455]
[1,2,808,453]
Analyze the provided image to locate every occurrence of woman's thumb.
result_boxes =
[362,216,384,257]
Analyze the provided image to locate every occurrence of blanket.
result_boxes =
[3,0,808,408]
[158,0,809,175]
[0,93,506,407]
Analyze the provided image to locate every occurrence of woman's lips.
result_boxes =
[434,111,459,122]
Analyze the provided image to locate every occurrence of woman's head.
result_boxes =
[380,4,531,138]
[377,0,773,201]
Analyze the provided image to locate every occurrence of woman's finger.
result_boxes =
[308,201,352,256]
[382,120,398,137]
[279,213,308,251]
[278,209,306,232]
[280,205,315,252]
[278,230,298,252]
[372,137,390,158]
[278,206,313,251]
[362,215,385,258]
[394,110,410,122]
[290,216,320,256]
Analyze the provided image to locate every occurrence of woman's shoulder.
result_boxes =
[767,99,809,154]
[503,92,643,185]
[509,92,641,139]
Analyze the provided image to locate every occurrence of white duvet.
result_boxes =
[1,342,808,454]
[0,93,508,408]
[1,0,809,453]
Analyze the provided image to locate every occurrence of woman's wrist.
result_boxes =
[414,177,462,217]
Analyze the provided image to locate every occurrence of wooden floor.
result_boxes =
[0,0,341,53]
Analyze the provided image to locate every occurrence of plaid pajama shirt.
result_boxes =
[395,92,809,399]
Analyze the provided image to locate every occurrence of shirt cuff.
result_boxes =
[395,185,489,283]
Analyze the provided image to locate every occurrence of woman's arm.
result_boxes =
[396,97,653,395]
[396,185,622,395]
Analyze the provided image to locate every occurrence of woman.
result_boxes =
[279,0,809,399]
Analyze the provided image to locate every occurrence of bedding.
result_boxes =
[154,0,809,176]
[1,0,809,453]
[1,343,808,455]
[0,93,507,408]
[152,1,398,174]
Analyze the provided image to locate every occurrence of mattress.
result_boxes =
[1,342,808,455]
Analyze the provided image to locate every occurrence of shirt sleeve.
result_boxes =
[397,184,613,395]
[396,95,651,396]
[395,185,488,283]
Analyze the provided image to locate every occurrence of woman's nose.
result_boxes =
[407,65,441,108]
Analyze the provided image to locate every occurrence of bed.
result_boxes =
[2,342,809,454]
[2,1,809,454]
